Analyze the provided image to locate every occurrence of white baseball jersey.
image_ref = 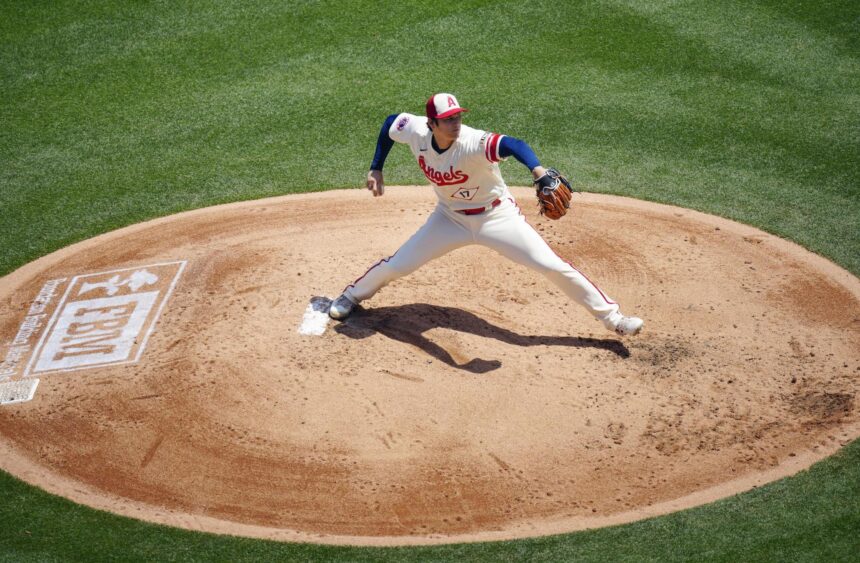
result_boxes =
[388,113,511,211]
[341,108,628,333]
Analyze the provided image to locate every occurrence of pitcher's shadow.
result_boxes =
[325,300,629,374]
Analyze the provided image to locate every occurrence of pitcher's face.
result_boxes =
[430,114,462,147]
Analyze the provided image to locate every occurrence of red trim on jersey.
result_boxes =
[484,133,502,163]
[513,199,616,306]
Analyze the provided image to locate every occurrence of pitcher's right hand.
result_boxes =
[367,170,384,197]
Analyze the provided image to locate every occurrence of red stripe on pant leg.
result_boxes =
[511,197,522,215]
[518,205,616,306]
[344,252,396,294]
[561,259,617,305]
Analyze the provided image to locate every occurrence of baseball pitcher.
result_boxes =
[329,93,643,337]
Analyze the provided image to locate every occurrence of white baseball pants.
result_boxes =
[344,197,622,329]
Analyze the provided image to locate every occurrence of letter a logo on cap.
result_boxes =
[426,93,469,119]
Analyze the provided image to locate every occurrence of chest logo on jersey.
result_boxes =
[451,187,479,201]
[418,155,469,186]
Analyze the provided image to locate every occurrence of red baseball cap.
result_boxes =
[426,93,468,119]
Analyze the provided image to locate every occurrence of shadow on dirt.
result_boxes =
[329,301,629,374]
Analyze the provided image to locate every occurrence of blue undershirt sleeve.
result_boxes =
[370,114,398,170]
[498,136,541,171]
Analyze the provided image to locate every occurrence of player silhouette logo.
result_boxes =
[78,269,159,296]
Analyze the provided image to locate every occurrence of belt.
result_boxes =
[456,199,501,215]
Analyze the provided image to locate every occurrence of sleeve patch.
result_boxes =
[389,112,427,144]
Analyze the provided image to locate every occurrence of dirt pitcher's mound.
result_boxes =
[0,187,858,546]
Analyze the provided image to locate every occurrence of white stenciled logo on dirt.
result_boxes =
[0,278,66,382]
[78,269,159,296]
[25,261,186,375]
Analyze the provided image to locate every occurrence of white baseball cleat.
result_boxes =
[614,316,644,337]
[328,293,357,320]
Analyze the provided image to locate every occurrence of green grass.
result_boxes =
[1,0,858,560]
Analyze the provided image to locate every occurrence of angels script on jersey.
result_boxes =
[418,156,469,186]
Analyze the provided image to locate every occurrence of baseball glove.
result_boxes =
[534,168,573,220]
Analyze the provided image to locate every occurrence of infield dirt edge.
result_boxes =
[0,187,857,546]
